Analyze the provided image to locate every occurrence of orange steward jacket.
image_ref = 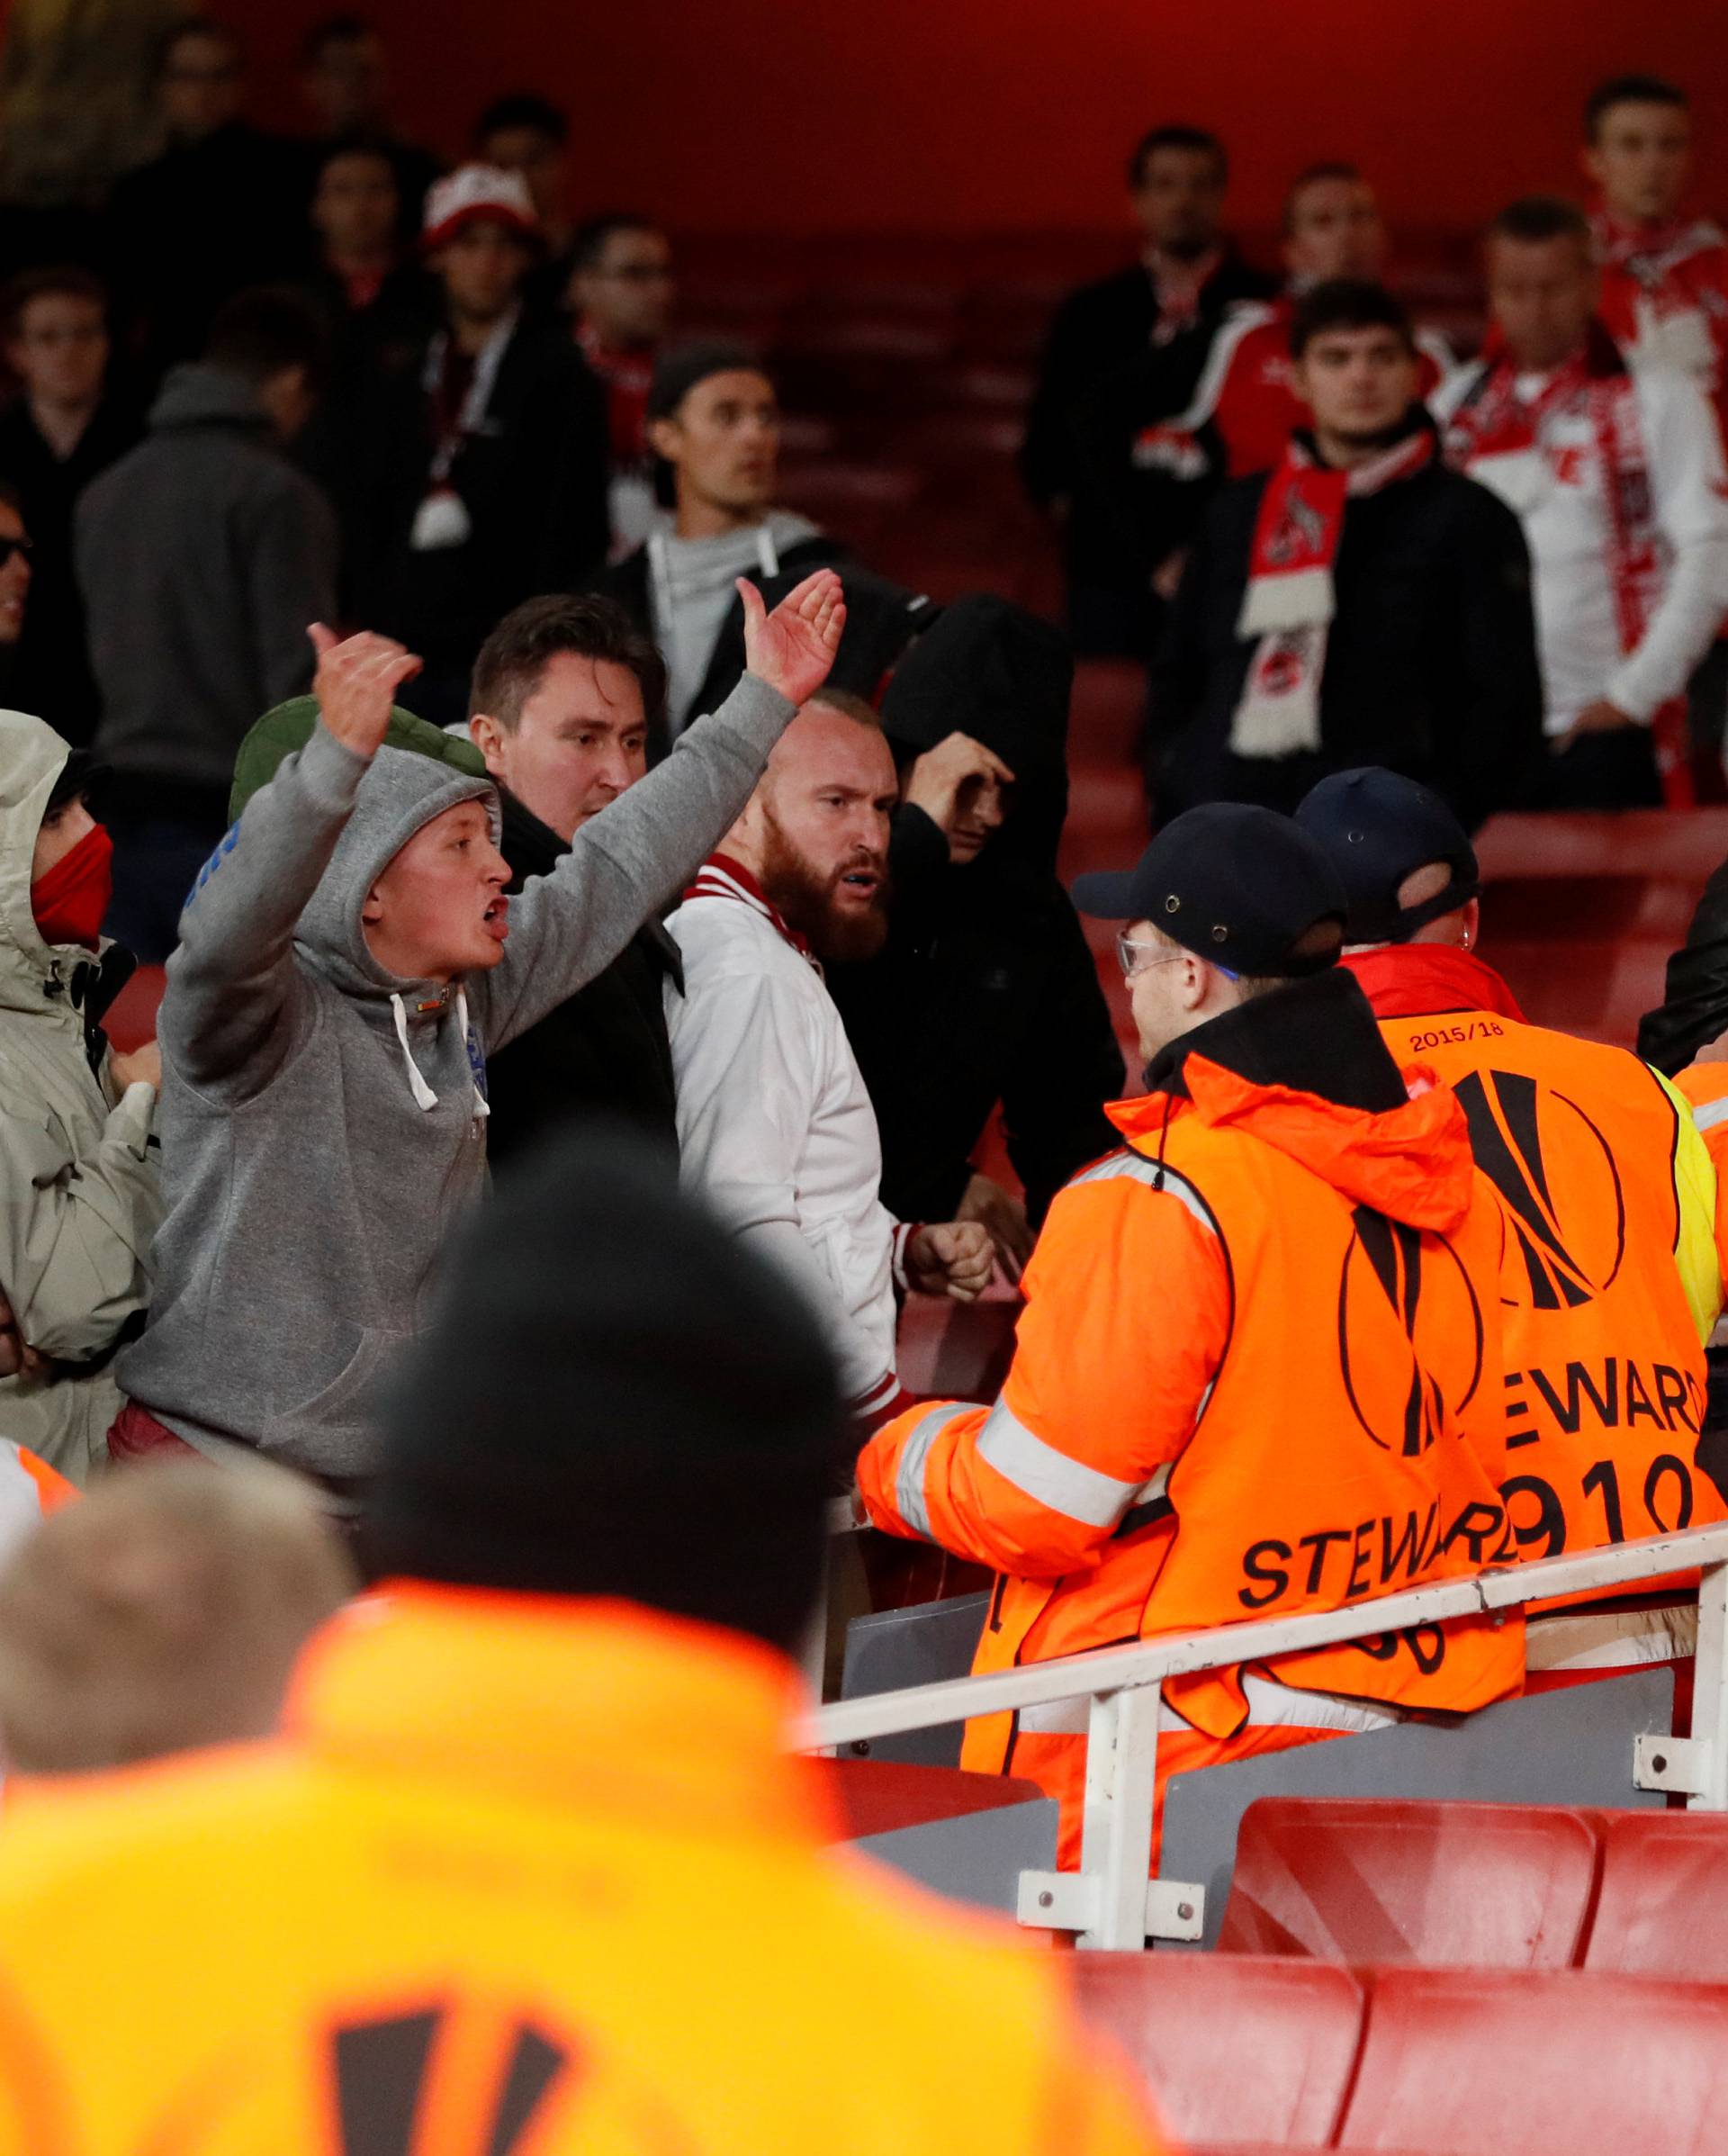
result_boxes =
[0,1590,1164,2156]
[859,972,1524,1761]
[1351,945,1727,1573]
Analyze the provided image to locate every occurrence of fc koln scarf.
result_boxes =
[1442,319,1693,804]
[1231,427,1435,761]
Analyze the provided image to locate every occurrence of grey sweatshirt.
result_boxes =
[118,671,795,1485]
[78,365,338,792]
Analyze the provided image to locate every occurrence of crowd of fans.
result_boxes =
[3,20,1728,2145]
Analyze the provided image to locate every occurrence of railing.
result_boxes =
[799,1522,1728,1950]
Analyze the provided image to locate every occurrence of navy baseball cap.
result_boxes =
[1294,768,1479,946]
[1073,803,1346,979]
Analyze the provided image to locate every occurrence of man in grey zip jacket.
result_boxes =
[114,570,847,1496]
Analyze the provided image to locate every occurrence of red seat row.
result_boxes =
[1075,1952,1728,2153]
[1219,1798,1728,1977]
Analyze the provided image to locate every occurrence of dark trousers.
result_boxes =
[1523,727,1663,812]
[105,805,229,963]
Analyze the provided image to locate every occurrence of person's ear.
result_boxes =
[468,713,505,773]
[1462,896,1482,950]
[1581,142,1606,193]
[361,885,384,925]
[647,414,681,462]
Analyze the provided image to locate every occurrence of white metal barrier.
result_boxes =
[800,1522,1728,1950]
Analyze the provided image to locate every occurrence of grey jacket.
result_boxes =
[77,365,338,792]
[0,712,159,1482]
[117,672,795,1484]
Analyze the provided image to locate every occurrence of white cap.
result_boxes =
[421,164,538,250]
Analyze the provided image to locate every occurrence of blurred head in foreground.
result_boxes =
[366,1132,844,1655]
[0,1463,355,1774]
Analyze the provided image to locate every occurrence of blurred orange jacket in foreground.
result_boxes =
[0,1588,1164,2156]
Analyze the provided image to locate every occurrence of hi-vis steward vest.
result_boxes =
[1374,1007,1727,1572]
[860,1053,1526,1770]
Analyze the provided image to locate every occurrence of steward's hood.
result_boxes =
[0,708,96,1010]
[1114,968,1478,1233]
[293,745,500,1004]
[148,362,274,437]
[1342,943,1527,1024]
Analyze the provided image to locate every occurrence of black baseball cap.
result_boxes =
[1072,803,1346,978]
[647,337,770,423]
[1294,768,1479,946]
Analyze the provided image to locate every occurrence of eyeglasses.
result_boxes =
[1116,930,1238,982]
[0,538,33,569]
[1117,933,1185,981]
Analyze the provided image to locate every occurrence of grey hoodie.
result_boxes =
[77,365,338,792]
[117,672,795,1486]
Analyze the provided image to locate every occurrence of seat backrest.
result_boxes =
[1070,1952,1363,2148]
[1217,1798,1599,1969]
[1340,1968,1728,2154]
[1585,1811,1728,1980]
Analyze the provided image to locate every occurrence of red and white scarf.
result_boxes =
[1231,427,1435,759]
[1595,210,1727,292]
[1444,320,1690,801]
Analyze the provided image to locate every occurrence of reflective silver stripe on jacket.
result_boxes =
[1017,1673,1402,1738]
[1695,1096,1728,1135]
[976,1396,1168,1531]
[894,1402,975,1541]
[1066,1150,1220,1240]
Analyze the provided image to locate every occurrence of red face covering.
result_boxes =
[31,823,114,951]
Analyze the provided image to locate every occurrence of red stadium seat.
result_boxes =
[102,962,166,1052]
[1217,1799,1599,1970]
[1338,1968,1728,2154]
[1071,1952,1364,2148]
[1583,1812,1728,1980]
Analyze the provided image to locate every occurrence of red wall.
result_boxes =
[236,0,1727,239]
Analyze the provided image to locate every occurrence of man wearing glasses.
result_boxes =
[856,803,1522,1869]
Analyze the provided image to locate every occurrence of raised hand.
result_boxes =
[738,569,846,708]
[904,733,1017,838]
[308,623,423,762]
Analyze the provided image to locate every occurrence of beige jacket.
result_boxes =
[0,711,158,1480]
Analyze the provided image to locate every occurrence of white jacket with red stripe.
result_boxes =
[664,862,906,1420]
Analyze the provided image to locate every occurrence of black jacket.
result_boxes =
[1147,422,1545,830]
[595,531,857,759]
[827,597,1124,1224]
[0,395,141,745]
[1019,250,1276,599]
[364,318,610,700]
[1639,852,1728,1073]
[482,789,681,1168]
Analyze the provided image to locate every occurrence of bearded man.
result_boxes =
[666,689,993,1436]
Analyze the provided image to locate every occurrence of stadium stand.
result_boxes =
[1216,1798,1600,1969]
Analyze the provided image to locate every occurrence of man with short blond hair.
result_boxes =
[0,1462,354,1775]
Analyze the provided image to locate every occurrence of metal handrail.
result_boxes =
[800,1520,1728,1749]
[800,1521,1728,1948]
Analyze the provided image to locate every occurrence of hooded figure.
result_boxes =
[0,712,160,1482]
[827,597,1124,1233]
[115,661,798,1497]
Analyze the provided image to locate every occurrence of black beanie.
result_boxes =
[881,593,1072,775]
[366,1131,844,1654]
[647,337,768,423]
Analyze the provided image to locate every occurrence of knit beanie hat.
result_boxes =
[229,698,487,823]
[647,337,767,423]
[365,1132,845,1654]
